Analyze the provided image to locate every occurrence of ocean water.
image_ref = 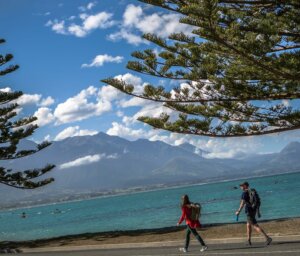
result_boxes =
[0,172,300,241]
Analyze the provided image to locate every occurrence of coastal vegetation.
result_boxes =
[103,0,300,137]
[0,39,55,189]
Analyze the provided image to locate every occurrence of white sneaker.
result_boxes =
[200,246,208,252]
[179,247,188,253]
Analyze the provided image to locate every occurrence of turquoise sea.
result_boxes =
[1,172,300,241]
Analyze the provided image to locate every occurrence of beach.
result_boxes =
[2,217,299,250]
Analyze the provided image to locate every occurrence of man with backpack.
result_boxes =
[235,182,272,246]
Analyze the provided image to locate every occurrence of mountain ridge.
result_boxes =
[0,133,299,208]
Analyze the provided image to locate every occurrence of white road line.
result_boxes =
[137,250,300,256]
[203,250,300,255]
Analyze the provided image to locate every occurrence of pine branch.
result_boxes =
[0,39,55,189]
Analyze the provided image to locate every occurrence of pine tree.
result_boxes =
[0,39,55,189]
[103,0,300,137]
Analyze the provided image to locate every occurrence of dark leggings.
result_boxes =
[185,225,206,249]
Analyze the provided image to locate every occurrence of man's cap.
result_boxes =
[239,181,249,187]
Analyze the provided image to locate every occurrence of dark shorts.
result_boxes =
[247,214,258,225]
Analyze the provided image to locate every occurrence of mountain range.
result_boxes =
[1,133,299,208]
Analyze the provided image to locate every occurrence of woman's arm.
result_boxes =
[177,207,186,225]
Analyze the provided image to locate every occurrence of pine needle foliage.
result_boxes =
[103,0,300,137]
[0,39,55,189]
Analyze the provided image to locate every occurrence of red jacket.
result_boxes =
[178,205,201,229]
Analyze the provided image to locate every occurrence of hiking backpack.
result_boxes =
[189,203,201,221]
[248,188,261,210]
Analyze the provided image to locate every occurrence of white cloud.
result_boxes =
[107,153,118,159]
[39,96,55,107]
[47,20,67,35]
[0,87,12,92]
[68,24,86,37]
[114,73,143,88]
[106,114,263,159]
[53,86,110,124]
[108,4,194,45]
[99,84,122,102]
[54,126,98,141]
[107,122,154,140]
[108,29,146,45]
[116,111,124,117]
[44,134,51,141]
[59,152,118,169]
[17,94,42,105]
[47,12,115,38]
[87,2,96,10]
[60,154,103,169]
[34,107,55,126]
[79,1,97,12]
[83,12,114,30]
[123,5,143,27]
[122,115,136,126]
[197,137,262,159]
[46,12,115,37]
[53,84,122,124]
[4,90,54,107]
[82,54,123,68]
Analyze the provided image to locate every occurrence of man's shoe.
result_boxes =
[200,246,208,252]
[265,237,272,246]
[246,240,252,246]
[179,247,188,253]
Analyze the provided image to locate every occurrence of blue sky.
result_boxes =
[1,0,299,158]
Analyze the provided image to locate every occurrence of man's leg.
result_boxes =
[247,222,252,243]
[249,216,272,245]
[253,224,268,239]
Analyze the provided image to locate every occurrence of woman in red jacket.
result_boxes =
[177,194,207,253]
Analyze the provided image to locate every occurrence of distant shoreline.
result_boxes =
[1,217,300,249]
[1,170,299,212]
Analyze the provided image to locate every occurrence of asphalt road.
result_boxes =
[18,240,300,256]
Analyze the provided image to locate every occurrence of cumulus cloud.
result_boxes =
[106,114,263,159]
[53,86,106,124]
[45,20,67,35]
[107,122,157,140]
[34,107,55,126]
[46,11,115,37]
[59,154,103,169]
[108,4,194,45]
[0,87,12,92]
[79,1,97,12]
[108,28,146,45]
[82,54,123,68]
[46,3,193,44]
[17,94,42,105]
[55,126,98,141]
[53,85,122,124]
[114,73,143,89]
[200,138,263,159]
[39,96,55,107]
[1,87,54,108]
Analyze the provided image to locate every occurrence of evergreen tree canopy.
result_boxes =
[103,0,300,137]
[0,39,55,189]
